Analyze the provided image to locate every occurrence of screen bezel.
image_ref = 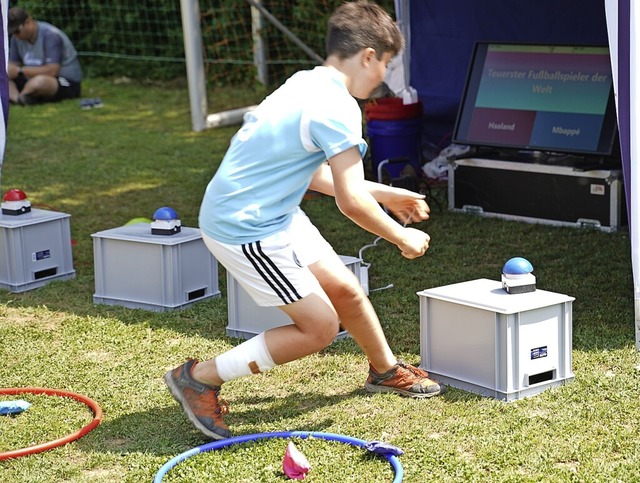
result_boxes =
[452,42,619,158]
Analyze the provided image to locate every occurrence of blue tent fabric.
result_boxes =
[408,0,610,146]
[605,0,639,349]
[614,0,631,217]
[1,0,8,170]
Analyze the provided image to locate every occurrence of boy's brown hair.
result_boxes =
[326,1,404,60]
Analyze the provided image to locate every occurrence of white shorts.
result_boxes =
[202,208,336,307]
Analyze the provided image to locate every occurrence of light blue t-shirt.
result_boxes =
[199,66,367,245]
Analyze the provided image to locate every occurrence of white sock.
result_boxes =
[215,332,276,382]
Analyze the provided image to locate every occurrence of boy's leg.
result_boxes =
[164,359,231,440]
[166,290,344,440]
[191,292,340,387]
[308,253,396,372]
[268,292,341,362]
[166,217,344,439]
[309,252,444,398]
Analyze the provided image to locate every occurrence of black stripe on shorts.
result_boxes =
[241,241,303,305]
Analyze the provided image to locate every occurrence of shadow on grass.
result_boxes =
[76,388,369,457]
[76,382,483,459]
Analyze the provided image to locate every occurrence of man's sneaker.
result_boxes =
[164,359,231,440]
[17,93,37,106]
[365,360,445,398]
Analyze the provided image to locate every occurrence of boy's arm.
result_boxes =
[317,147,430,259]
[309,160,430,224]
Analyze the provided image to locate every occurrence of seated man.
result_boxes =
[7,7,82,106]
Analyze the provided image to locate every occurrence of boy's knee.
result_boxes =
[311,317,340,349]
[323,320,341,344]
[328,279,365,306]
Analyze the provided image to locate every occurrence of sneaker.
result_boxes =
[80,97,104,109]
[365,360,445,398]
[17,93,37,106]
[164,359,231,440]
[80,97,104,111]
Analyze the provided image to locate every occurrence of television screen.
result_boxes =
[453,43,618,158]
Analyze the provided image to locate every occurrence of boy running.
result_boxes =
[165,0,444,441]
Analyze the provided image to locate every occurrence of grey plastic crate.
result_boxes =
[418,278,574,401]
[0,209,75,292]
[92,223,220,311]
[226,255,367,339]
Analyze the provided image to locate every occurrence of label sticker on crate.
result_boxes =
[33,249,51,262]
[531,346,548,360]
[590,184,606,196]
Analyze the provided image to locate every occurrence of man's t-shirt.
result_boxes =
[199,66,367,245]
[9,21,82,82]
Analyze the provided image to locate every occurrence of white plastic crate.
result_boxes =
[92,223,220,311]
[418,278,574,401]
[0,209,75,292]
[226,255,368,339]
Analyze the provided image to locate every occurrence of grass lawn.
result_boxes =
[0,77,638,482]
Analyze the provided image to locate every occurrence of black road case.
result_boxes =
[448,158,626,233]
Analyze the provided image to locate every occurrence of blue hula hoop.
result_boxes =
[154,431,403,482]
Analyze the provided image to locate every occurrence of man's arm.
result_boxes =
[7,62,22,80]
[8,38,24,80]
[38,29,64,76]
[19,63,60,77]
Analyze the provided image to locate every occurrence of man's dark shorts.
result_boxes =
[15,73,81,102]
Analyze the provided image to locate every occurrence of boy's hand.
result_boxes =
[398,227,430,259]
[383,194,430,224]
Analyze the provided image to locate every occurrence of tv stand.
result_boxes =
[457,146,620,171]
[448,157,626,233]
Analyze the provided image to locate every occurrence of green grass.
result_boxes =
[0,78,638,482]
